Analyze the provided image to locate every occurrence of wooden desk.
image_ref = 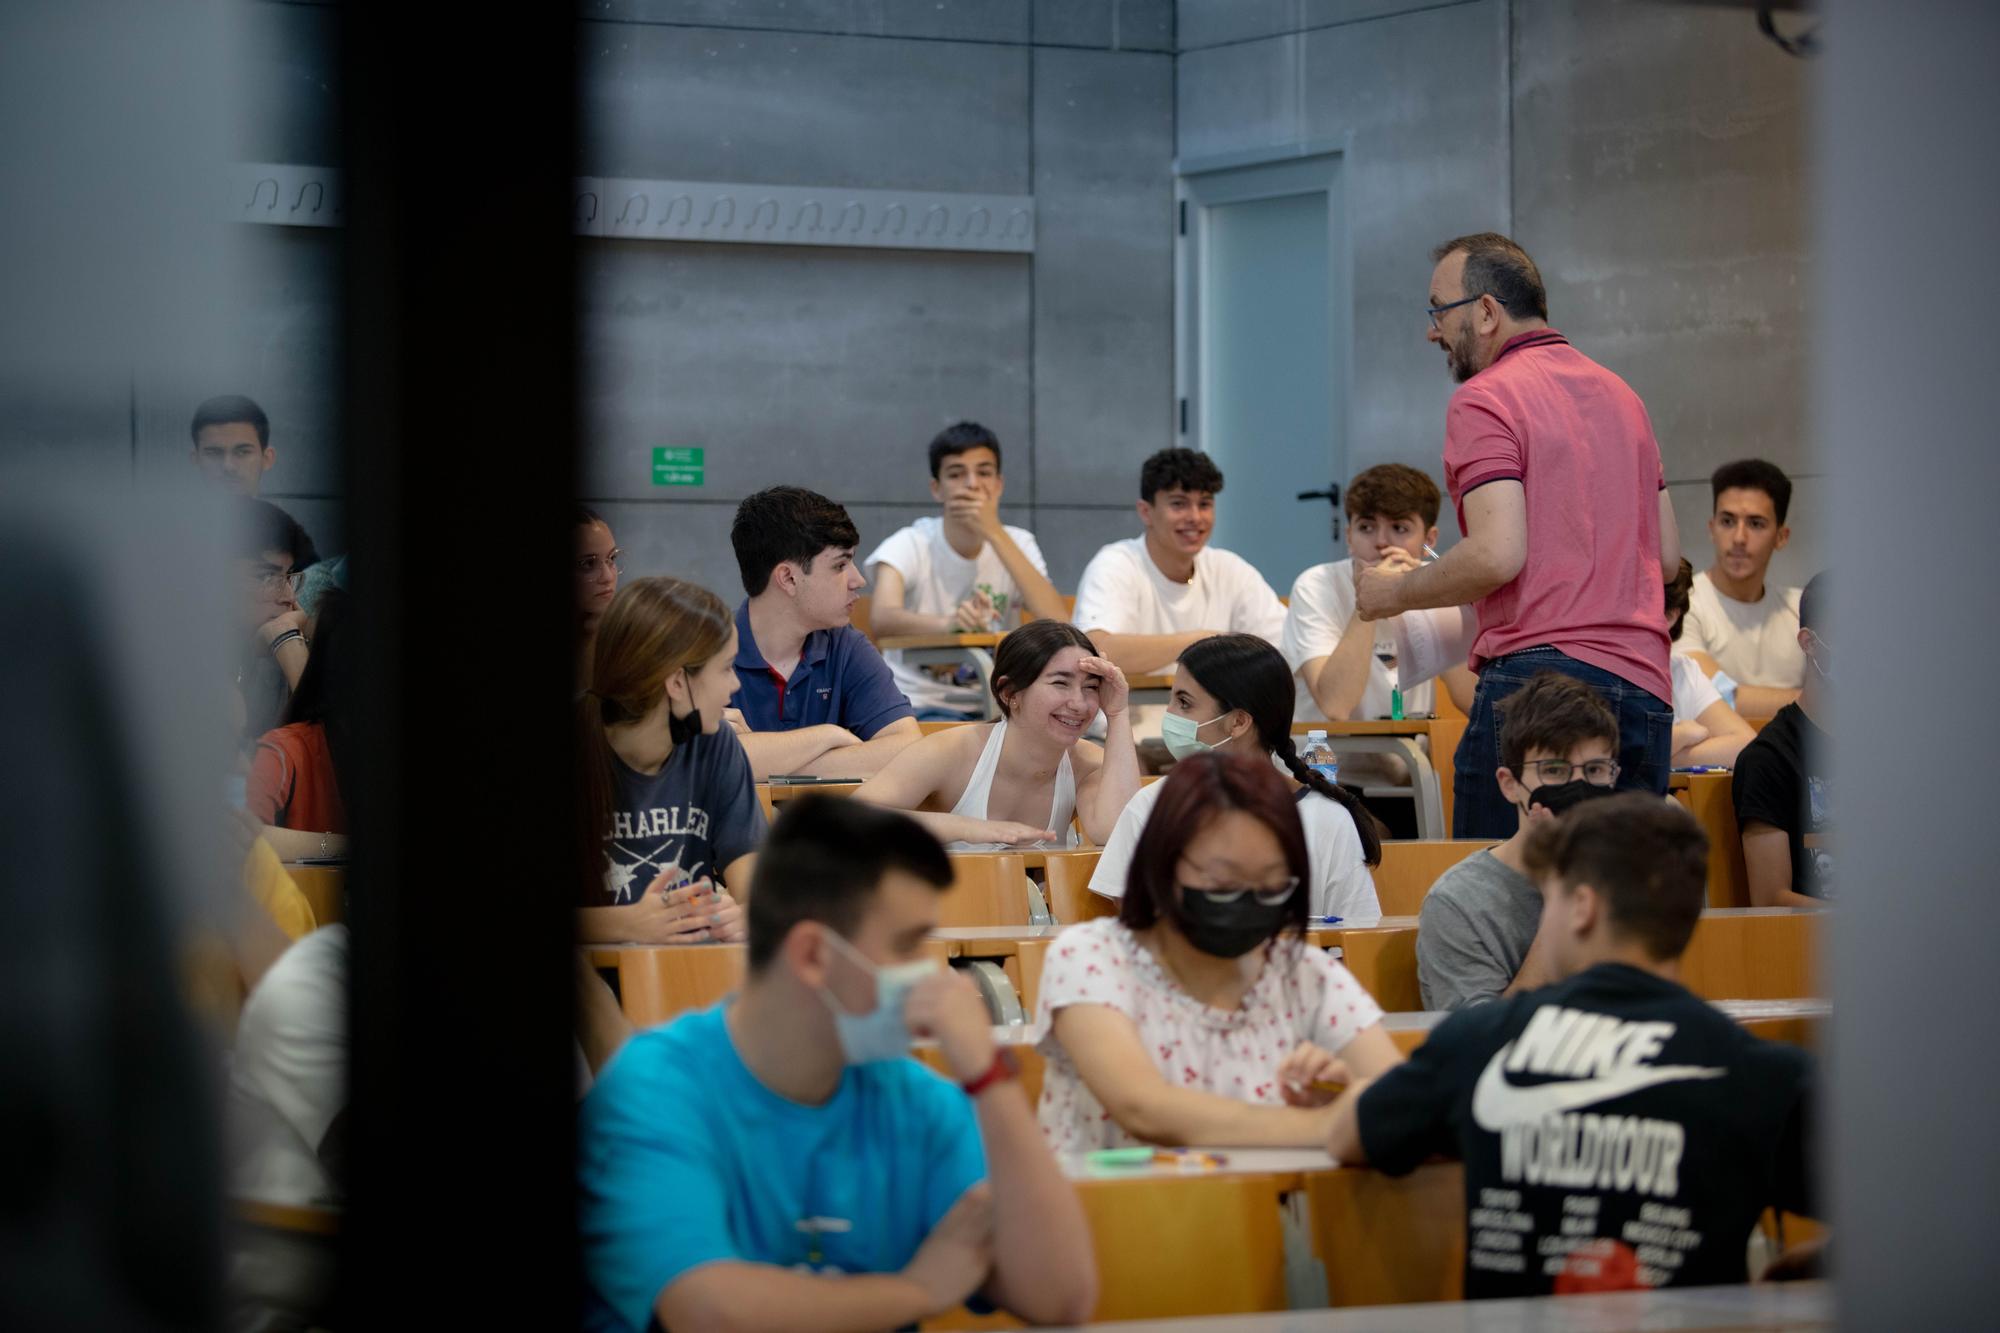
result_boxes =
[1293,719,1452,838]
[589,939,955,1027]
[999,1280,1831,1332]
[1669,770,1748,907]
[754,780,862,820]
[1050,1151,1467,1321]
[1383,997,1830,1054]
[1371,840,1494,916]
[937,907,1821,1024]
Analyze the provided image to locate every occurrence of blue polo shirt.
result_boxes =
[730,601,914,739]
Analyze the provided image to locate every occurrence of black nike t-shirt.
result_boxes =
[1357,963,1815,1297]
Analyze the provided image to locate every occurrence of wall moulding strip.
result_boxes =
[223,162,344,228]
[223,166,1034,255]
[576,176,1035,253]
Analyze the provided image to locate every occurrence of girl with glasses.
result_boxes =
[1035,752,1403,1151]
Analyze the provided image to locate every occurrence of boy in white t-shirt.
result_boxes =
[1282,464,1475,807]
[1678,459,1804,718]
[864,422,1068,720]
[1071,447,1286,677]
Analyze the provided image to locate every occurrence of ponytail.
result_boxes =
[1176,633,1387,866]
[1275,735,1384,867]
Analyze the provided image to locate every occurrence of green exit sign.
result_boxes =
[652,446,704,487]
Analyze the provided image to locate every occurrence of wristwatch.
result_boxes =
[960,1048,1019,1097]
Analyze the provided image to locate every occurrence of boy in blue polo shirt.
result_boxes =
[579,797,1098,1332]
[728,486,922,778]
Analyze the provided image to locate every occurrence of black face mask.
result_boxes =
[1178,888,1290,960]
[668,705,703,746]
[1526,778,1618,817]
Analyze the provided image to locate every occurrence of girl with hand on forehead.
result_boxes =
[855,620,1142,849]
[1035,752,1403,1151]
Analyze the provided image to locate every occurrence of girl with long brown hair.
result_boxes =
[577,577,761,945]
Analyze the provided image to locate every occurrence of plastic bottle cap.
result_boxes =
[1307,730,1327,740]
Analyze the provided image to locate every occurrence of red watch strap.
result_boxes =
[961,1048,1018,1097]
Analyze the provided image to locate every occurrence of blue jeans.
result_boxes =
[1453,646,1673,839]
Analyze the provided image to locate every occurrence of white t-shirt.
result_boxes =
[863,516,1050,714]
[1677,570,1804,689]
[1281,560,1436,786]
[1086,776,1380,921]
[1071,537,1286,648]
[1670,651,1724,724]
[228,925,348,1207]
[1033,918,1385,1152]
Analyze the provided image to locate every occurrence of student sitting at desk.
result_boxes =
[1677,459,1805,718]
[577,577,758,946]
[1284,463,1477,830]
[863,422,1067,721]
[575,505,621,692]
[728,486,922,779]
[579,796,1098,1332]
[854,620,1140,849]
[1330,795,1817,1297]
[1036,753,1403,1151]
[1417,672,1621,1011]
[1664,559,1755,769]
[1071,447,1287,680]
[1088,634,1382,921]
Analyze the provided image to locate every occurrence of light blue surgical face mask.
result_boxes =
[1160,710,1230,761]
[817,929,938,1065]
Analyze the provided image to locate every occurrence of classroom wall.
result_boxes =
[1177,0,1822,589]
[577,1,1177,599]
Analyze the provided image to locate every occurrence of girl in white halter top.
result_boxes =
[944,716,1078,850]
[853,621,1143,852]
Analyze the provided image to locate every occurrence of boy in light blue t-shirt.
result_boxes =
[578,798,1097,1332]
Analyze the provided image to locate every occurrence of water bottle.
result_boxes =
[1302,729,1339,787]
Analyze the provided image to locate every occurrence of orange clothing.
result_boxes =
[248,722,349,834]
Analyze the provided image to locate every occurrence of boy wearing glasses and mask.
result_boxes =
[233,498,320,742]
[578,797,1096,1333]
[1732,572,1833,906]
[1418,672,1622,1011]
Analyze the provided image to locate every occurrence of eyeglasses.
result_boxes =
[1519,758,1620,786]
[1425,293,1483,330]
[576,549,623,577]
[1182,878,1300,908]
[248,564,302,593]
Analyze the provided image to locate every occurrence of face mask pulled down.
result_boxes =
[817,929,938,1065]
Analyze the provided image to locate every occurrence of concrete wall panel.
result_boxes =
[1034,0,1174,52]
[579,239,1030,505]
[1032,48,1176,506]
[582,1,1032,43]
[580,22,1031,192]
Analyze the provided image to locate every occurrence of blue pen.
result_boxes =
[1309,915,1344,926]
[1673,765,1729,774]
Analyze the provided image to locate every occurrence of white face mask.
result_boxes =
[816,929,938,1065]
[1160,711,1230,761]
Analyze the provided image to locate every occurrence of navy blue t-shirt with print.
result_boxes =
[1356,963,1815,1298]
[728,600,914,739]
[598,726,765,904]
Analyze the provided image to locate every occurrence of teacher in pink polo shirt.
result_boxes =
[1356,232,1680,838]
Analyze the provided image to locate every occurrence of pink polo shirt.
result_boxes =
[1442,329,1671,703]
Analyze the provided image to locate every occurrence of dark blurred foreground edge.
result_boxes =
[338,4,581,1326]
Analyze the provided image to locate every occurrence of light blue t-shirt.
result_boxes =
[578,1003,988,1332]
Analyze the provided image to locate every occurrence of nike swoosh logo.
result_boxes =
[1472,1041,1726,1130]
